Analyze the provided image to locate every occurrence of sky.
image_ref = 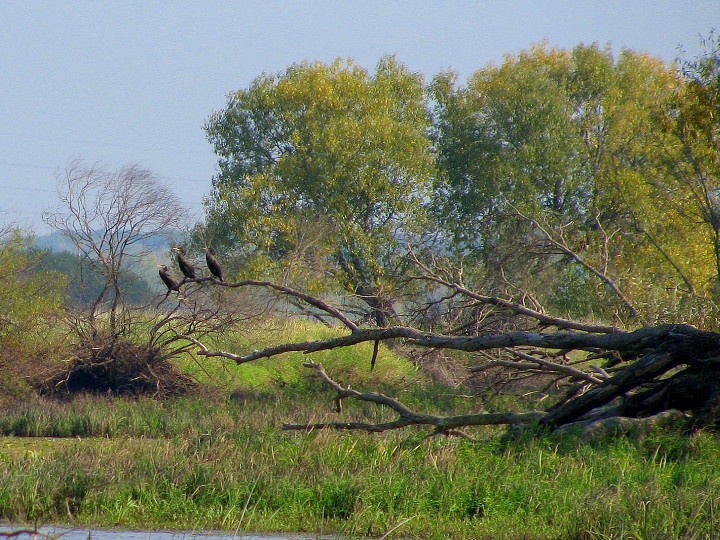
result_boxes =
[1,1,718,234]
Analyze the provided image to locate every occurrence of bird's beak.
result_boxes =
[156,264,163,268]
[171,247,179,252]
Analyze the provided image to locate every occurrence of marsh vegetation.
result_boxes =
[2,35,720,539]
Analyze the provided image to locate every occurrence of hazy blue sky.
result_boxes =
[1,1,718,233]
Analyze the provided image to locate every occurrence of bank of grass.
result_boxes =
[175,318,422,393]
[1,321,720,538]
[1,409,720,539]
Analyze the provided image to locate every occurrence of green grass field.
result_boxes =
[1,321,719,539]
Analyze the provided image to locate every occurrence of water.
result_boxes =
[0,526,323,540]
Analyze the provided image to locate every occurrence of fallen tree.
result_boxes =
[171,266,720,439]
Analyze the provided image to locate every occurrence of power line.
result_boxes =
[0,131,213,157]
[0,161,56,171]
[0,160,213,185]
[0,208,45,216]
[0,183,56,193]
[0,190,205,209]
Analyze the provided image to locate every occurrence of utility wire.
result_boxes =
[0,183,56,193]
[0,161,213,187]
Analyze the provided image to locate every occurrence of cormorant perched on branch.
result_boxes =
[205,247,223,281]
[157,264,181,291]
[172,246,196,279]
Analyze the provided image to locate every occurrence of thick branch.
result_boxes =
[541,324,720,427]
[470,347,604,385]
[185,323,703,366]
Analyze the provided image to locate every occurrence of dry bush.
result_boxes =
[41,339,197,398]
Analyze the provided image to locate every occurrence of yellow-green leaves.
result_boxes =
[0,233,65,354]
[204,42,720,325]
[204,57,435,294]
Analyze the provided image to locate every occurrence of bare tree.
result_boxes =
[0,212,20,242]
[41,162,241,396]
[44,162,184,340]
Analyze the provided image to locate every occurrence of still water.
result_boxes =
[0,526,324,540]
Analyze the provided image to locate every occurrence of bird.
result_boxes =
[157,264,181,291]
[205,247,223,281]
[172,246,196,279]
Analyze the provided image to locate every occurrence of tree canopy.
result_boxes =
[203,40,720,328]
[203,57,436,325]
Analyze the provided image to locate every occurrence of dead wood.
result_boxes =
[41,339,197,398]
[176,270,720,437]
[280,362,544,434]
[552,410,689,441]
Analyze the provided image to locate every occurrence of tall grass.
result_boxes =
[2,393,720,539]
[2,321,720,538]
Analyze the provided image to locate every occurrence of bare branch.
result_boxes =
[410,251,622,334]
[511,208,643,322]
[500,347,605,385]
[281,362,544,434]
[180,277,359,332]
[180,287,707,368]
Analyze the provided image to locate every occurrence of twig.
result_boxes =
[512,207,643,322]
[500,347,605,384]
[410,252,622,334]
[183,277,359,332]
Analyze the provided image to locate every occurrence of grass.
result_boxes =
[2,320,720,538]
[1,394,720,539]
[175,318,422,393]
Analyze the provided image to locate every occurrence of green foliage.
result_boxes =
[316,477,359,519]
[431,44,601,253]
[198,39,720,326]
[0,233,65,361]
[203,57,436,323]
[0,235,62,335]
[431,42,720,322]
[205,56,433,253]
[650,31,720,289]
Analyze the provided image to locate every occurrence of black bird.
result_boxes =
[172,246,196,279]
[205,247,223,281]
[157,264,181,291]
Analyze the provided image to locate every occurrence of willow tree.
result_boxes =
[431,44,705,324]
[647,32,720,291]
[204,57,436,326]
